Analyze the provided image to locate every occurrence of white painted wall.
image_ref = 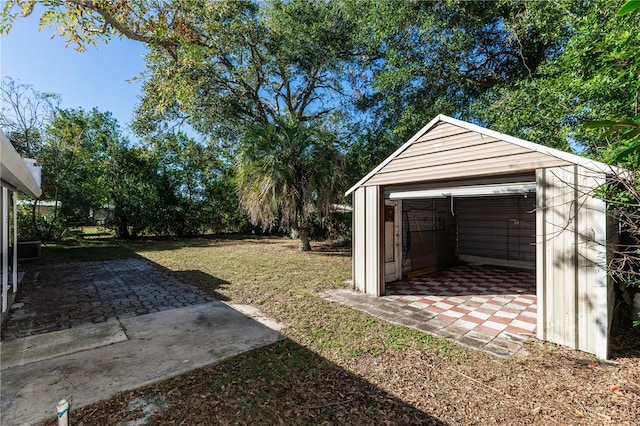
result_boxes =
[353,188,366,293]
[352,186,382,296]
[536,166,611,359]
[364,186,381,296]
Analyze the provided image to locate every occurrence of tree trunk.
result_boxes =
[297,227,311,251]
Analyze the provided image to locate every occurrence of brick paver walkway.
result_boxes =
[323,264,536,357]
[1,258,217,340]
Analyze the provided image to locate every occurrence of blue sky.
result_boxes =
[1,8,148,134]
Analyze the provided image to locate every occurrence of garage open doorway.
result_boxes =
[382,188,538,341]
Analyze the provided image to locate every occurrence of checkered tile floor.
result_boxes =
[384,264,537,340]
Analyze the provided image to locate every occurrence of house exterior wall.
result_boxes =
[352,186,382,296]
[536,165,611,359]
[2,130,42,312]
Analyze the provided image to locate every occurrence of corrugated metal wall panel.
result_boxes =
[536,170,546,340]
[537,166,610,359]
[402,199,456,271]
[387,142,527,172]
[404,198,456,233]
[367,152,570,186]
[575,168,608,356]
[353,188,366,293]
[416,122,470,141]
[457,196,536,264]
[364,186,381,296]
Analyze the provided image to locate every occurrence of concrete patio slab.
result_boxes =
[1,321,127,369]
[1,301,283,426]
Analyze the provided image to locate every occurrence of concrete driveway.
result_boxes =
[1,258,283,425]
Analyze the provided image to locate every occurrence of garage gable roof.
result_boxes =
[346,114,615,196]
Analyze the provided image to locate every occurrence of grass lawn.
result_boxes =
[36,235,639,425]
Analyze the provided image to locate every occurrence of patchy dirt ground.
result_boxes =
[33,236,639,425]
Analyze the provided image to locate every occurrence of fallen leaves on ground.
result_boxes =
[34,236,639,425]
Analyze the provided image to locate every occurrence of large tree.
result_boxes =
[345,0,580,144]
[134,0,354,248]
[235,116,343,250]
[2,0,356,249]
[477,0,640,154]
[38,108,122,237]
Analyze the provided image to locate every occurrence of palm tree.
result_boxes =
[234,116,343,251]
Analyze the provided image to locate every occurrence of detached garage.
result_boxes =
[347,114,619,359]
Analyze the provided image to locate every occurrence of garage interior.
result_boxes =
[381,175,539,338]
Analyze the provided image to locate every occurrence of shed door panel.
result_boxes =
[457,196,535,264]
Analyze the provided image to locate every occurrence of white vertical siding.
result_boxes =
[352,186,382,296]
[575,169,609,357]
[364,186,381,296]
[537,166,610,359]
[536,170,546,342]
[353,188,366,293]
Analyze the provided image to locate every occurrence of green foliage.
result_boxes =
[235,116,344,250]
[119,0,355,246]
[5,98,249,240]
[347,0,578,141]
[104,143,160,238]
[102,131,248,238]
[132,0,355,138]
[584,119,640,165]
[42,108,118,225]
[577,0,640,296]
[14,201,67,241]
[11,0,640,251]
[480,0,640,154]
[618,0,640,16]
[143,132,246,236]
[586,120,640,293]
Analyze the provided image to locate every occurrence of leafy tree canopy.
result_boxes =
[477,0,640,154]
[345,0,579,142]
[6,0,640,249]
